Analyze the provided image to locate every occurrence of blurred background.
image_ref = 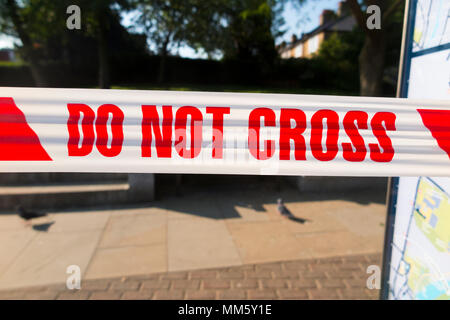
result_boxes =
[0,0,404,300]
[0,0,404,96]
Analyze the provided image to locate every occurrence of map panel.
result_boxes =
[413,0,450,52]
[388,178,450,300]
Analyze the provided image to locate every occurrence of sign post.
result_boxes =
[381,0,450,300]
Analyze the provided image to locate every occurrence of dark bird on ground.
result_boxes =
[277,198,310,224]
[16,205,47,221]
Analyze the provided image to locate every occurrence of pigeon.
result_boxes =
[276,198,309,224]
[277,198,293,217]
[16,205,47,224]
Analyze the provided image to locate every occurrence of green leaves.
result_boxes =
[133,0,284,62]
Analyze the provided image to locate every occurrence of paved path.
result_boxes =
[0,253,382,300]
[0,176,387,291]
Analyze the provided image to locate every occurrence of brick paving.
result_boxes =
[0,253,382,300]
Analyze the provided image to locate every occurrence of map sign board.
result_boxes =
[385,177,450,299]
[382,0,450,300]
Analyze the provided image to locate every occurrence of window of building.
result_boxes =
[294,44,303,58]
[308,35,319,55]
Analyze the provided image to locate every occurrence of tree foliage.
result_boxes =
[134,0,285,63]
[0,0,138,87]
[293,0,404,96]
[317,30,363,67]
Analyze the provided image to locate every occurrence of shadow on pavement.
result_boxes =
[0,174,387,220]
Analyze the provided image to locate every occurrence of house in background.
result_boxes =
[278,1,356,59]
[0,48,16,62]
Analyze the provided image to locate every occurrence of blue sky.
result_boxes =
[0,0,341,58]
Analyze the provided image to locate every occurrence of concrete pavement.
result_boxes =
[0,176,387,293]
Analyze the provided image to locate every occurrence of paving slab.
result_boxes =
[168,219,242,272]
[0,230,101,290]
[226,220,314,264]
[85,243,167,280]
[0,230,37,276]
[165,194,225,220]
[47,210,111,233]
[325,204,386,237]
[0,215,28,231]
[98,211,166,248]
[294,230,380,259]
[219,202,270,222]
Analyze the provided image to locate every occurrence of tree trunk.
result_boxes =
[157,51,167,84]
[5,0,47,87]
[157,36,170,84]
[98,23,110,89]
[359,32,386,96]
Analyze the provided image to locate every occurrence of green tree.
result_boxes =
[0,0,63,86]
[0,0,132,88]
[134,0,285,68]
[66,0,134,88]
[317,31,362,65]
[344,0,404,96]
[314,29,364,91]
[294,0,404,96]
[133,0,198,83]
[220,0,283,65]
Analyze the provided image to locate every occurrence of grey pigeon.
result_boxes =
[16,205,47,221]
[276,198,309,224]
[277,198,293,217]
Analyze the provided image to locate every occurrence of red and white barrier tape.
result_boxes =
[1,87,449,176]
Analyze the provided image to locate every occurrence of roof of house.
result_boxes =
[279,14,356,53]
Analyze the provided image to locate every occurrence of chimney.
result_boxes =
[278,41,286,49]
[320,9,336,25]
[291,34,297,43]
[337,1,350,16]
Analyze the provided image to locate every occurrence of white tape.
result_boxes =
[0,87,449,176]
